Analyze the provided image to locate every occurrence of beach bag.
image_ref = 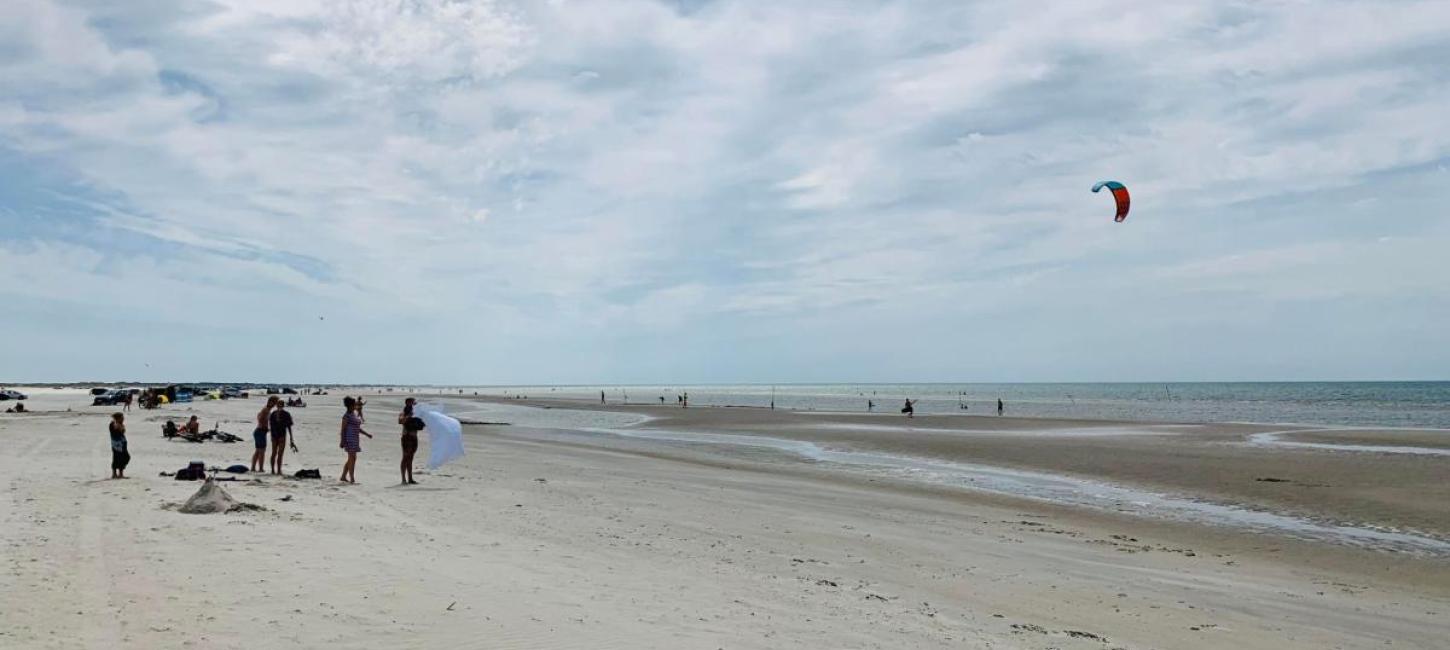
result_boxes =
[175,462,206,481]
[225,465,249,474]
[405,416,426,432]
[294,468,322,479]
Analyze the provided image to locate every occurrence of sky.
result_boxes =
[2,0,1449,385]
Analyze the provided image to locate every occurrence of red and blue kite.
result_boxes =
[1091,180,1130,223]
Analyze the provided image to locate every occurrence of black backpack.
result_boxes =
[405,416,426,432]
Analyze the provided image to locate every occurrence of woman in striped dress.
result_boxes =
[338,396,372,483]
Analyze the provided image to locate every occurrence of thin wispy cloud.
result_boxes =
[2,0,1448,383]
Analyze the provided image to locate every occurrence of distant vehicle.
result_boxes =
[222,387,249,399]
[90,388,110,396]
[282,387,298,395]
[265,387,281,395]
[92,389,128,406]
[0,390,27,401]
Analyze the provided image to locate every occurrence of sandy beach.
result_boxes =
[2,388,1447,649]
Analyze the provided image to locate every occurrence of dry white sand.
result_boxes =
[1,388,1446,649]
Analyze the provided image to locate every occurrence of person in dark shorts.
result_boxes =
[997,398,1004,416]
[269,402,296,475]
[109,412,129,479]
[397,398,421,485]
[338,397,372,484]
[902,398,915,418]
[252,396,279,473]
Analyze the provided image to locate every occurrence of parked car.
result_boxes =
[282,387,298,395]
[0,389,27,401]
[90,387,110,396]
[92,390,127,406]
[221,387,249,399]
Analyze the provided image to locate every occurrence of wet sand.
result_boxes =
[485,397,1450,541]
[1286,429,1450,449]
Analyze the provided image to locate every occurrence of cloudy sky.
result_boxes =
[3,0,1449,384]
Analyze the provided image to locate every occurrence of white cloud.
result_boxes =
[3,0,1449,381]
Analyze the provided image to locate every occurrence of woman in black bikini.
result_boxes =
[397,398,421,485]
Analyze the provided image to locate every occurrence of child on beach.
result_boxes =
[108,412,129,479]
[339,397,372,483]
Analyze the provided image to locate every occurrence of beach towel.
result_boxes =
[417,403,465,469]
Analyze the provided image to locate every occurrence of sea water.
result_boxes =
[469,382,1450,429]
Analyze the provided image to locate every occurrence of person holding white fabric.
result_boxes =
[398,398,421,485]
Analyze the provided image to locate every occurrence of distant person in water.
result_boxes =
[659,396,665,405]
[108,412,129,479]
[902,399,915,418]
[398,398,420,485]
[683,392,689,408]
[252,396,278,473]
[997,398,1004,416]
[339,397,372,484]
[868,400,874,412]
[600,390,606,404]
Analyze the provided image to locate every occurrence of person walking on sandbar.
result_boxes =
[997,398,1004,416]
[108,412,130,479]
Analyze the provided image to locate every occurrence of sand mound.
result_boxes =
[178,479,260,514]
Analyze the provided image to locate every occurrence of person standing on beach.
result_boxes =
[997,398,1004,416]
[868,400,874,412]
[108,412,129,479]
[122,391,132,412]
[252,396,278,473]
[683,392,689,408]
[902,399,916,418]
[600,390,606,404]
[339,397,372,483]
[397,398,420,485]
[269,401,296,475]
